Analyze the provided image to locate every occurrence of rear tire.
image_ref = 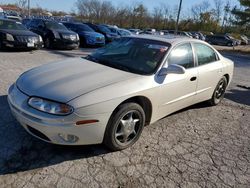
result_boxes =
[104,103,145,151]
[44,38,51,49]
[209,76,228,106]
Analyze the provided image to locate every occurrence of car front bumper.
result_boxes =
[7,84,110,145]
[2,40,43,49]
[52,39,79,49]
[85,37,105,46]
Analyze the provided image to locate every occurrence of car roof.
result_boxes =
[127,34,202,45]
[0,18,17,22]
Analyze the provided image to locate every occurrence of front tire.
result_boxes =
[104,103,145,151]
[209,76,228,106]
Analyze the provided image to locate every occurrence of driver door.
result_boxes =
[157,43,198,119]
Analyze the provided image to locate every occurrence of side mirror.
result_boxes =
[158,64,186,76]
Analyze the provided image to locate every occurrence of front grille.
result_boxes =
[96,37,103,41]
[62,34,77,41]
[16,36,38,43]
[27,125,51,142]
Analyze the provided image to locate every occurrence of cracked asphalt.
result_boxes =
[0,48,249,188]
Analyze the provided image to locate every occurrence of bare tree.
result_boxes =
[153,6,163,28]
[191,1,211,20]
[17,0,28,15]
[213,0,224,23]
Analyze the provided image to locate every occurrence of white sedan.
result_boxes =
[8,35,234,151]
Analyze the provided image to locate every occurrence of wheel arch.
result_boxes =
[223,74,230,85]
[112,96,153,126]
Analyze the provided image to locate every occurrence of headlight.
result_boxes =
[52,31,61,39]
[62,34,77,41]
[38,35,43,42]
[6,33,15,41]
[28,97,73,115]
[76,34,79,40]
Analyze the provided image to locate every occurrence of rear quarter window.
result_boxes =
[193,43,218,66]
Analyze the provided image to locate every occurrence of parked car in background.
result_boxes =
[225,34,241,45]
[22,18,31,28]
[0,19,43,49]
[6,15,22,22]
[62,22,105,47]
[128,29,141,35]
[140,28,156,35]
[162,30,191,38]
[0,11,4,19]
[27,19,79,49]
[240,35,249,45]
[197,32,206,41]
[84,22,119,43]
[117,28,132,36]
[206,35,236,46]
[160,30,170,35]
[190,32,199,39]
[8,35,234,151]
[103,25,119,34]
[177,31,192,38]
[105,26,132,37]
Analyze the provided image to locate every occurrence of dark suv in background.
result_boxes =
[62,22,105,47]
[84,22,119,43]
[27,19,79,49]
[0,19,43,50]
[205,35,236,46]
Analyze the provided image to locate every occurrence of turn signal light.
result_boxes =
[76,120,99,125]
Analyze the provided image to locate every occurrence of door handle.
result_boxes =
[190,77,197,81]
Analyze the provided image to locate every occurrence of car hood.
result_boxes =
[53,29,76,35]
[79,31,104,37]
[16,58,139,103]
[0,29,38,36]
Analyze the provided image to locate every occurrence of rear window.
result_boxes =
[45,21,68,30]
[0,20,26,30]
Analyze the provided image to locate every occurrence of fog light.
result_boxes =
[58,133,79,143]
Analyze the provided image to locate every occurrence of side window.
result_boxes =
[167,43,194,69]
[37,20,44,28]
[193,43,218,66]
[29,20,36,27]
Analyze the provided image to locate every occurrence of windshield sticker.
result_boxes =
[148,44,168,51]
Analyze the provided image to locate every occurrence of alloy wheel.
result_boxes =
[114,110,141,146]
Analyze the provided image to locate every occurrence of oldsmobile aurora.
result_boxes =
[8,35,234,151]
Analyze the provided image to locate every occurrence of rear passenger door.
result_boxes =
[192,42,223,102]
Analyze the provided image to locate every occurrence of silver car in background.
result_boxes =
[8,35,234,151]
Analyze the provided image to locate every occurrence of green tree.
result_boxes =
[232,0,250,25]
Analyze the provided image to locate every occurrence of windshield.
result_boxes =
[119,29,131,36]
[108,27,117,33]
[45,21,68,30]
[0,20,27,30]
[85,37,170,75]
[76,24,94,32]
[98,25,111,33]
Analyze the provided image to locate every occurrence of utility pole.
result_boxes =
[175,0,183,35]
[28,0,30,18]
